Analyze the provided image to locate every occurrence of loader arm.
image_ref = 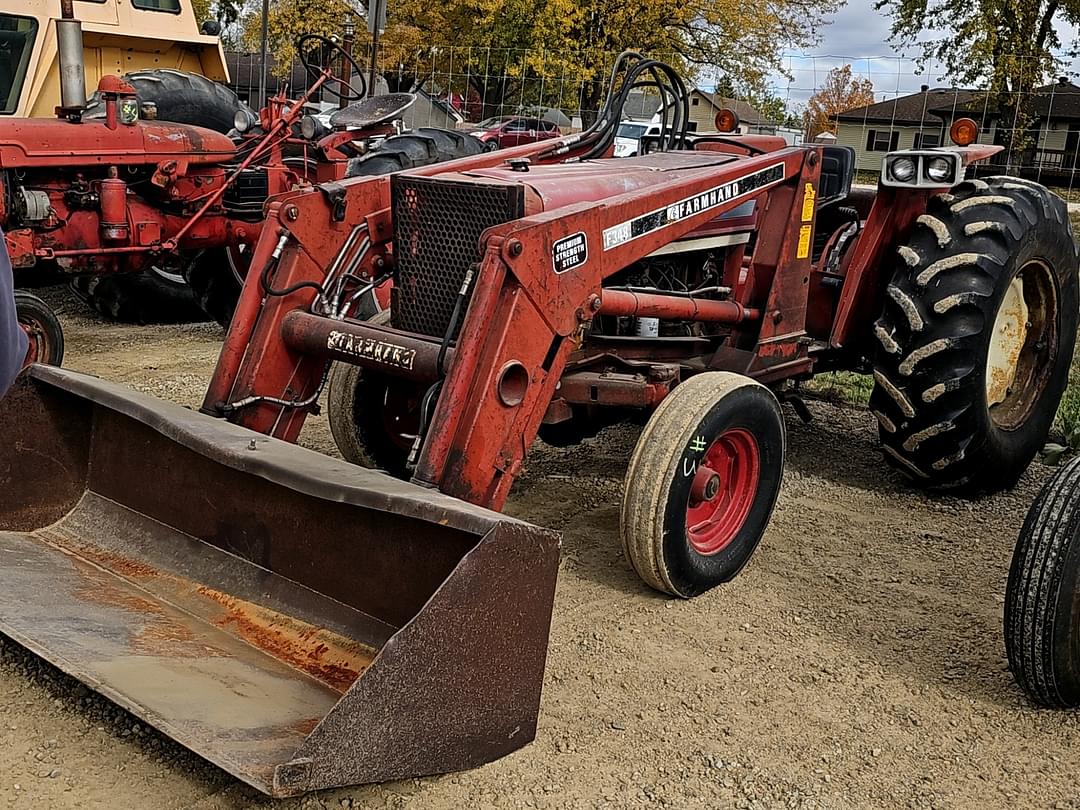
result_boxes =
[205,145,819,509]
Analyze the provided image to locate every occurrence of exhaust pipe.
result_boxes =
[56,0,87,114]
[0,366,561,796]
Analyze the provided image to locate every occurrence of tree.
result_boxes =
[240,0,843,122]
[803,64,875,138]
[876,0,1080,157]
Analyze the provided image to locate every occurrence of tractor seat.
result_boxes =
[329,93,416,129]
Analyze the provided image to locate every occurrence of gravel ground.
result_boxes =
[2,288,1079,810]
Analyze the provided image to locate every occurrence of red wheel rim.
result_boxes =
[685,428,761,556]
[18,321,43,367]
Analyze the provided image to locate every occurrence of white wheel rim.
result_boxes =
[986,274,1030,408]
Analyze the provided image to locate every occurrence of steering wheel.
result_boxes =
[297,33,367,101]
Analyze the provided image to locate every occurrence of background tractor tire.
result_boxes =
[83,69,250,134]
[187,129,484,328]
[71,266,208,325]
[870,177,1079,493]
[1006,455,1080,707]
[15,291,64,367]
[344,128,484,176]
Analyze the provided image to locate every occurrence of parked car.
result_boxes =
[469,116,560,150]
[614,120,662,157]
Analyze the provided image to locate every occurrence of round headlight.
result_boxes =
[233,109,253,133]
[925,156,953,183]
[300,115,322,141]
[888,157,917,183]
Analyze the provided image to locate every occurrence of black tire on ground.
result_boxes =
[185,129,483,327]
[620,372,786,598]
[70,265,208,325]
[1005,455,1080,707]
[83,69,250,134]
[326,324,421,479]
[184,245,249,329]
[870,176,1079,493]
[14,291,64,367]
[344,128,484,176]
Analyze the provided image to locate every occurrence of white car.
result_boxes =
[614,120,661,157]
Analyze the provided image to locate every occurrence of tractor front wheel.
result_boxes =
[870,177,1079,492]
[620,372,785,598]
[1006,454,1080,707]
[327,357,425,478]
[15,292,64,367]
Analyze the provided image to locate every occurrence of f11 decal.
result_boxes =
[602,163,785,251]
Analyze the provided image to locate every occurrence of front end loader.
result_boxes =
[0,53,1076,794]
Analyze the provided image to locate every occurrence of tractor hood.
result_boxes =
[445,151,753,215]
[0,118,235,169]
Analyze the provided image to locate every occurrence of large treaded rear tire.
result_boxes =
[186,129,484,328]
[83,69,249,134]
[344,128,484,176]
[1006,455,1080,707]
[70,267,208,325]
[869,177,1079,492]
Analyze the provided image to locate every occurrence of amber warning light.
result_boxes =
[714,108,740,133]
[950,117,979,146]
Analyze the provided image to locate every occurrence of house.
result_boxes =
[688,90,768,134]
[835,78,1080,177]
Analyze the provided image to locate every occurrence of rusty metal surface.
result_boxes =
[0,368,561,797]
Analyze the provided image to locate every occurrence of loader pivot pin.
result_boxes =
[686,428,760,556]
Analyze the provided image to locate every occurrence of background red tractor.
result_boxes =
[2,15,481,326]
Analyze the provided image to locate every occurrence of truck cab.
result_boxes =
[1,0,227,117]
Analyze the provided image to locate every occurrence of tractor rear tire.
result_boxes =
[186,129,483,328]
[83,69,249,134]
[70,265,208,325]
[870,177,1079,492]
[1005,455,1080,707]
[344,128,484,176]
[620,372,785,598]
[15,291,63,367]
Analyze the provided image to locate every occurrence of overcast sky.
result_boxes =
[711,2,1080,111]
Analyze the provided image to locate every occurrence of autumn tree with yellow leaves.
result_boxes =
[240,0,843,121]
[803,64,875,139]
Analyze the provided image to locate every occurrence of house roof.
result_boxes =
[837,88,976,125]
[837,79,1080,126]
[690,90,767,126]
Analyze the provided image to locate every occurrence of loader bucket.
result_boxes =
[0,366,560,797]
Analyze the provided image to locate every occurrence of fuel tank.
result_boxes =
[0,118,235,169]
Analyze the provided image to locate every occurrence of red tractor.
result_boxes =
[3,17,480,329]
[0,52,1075,796]
[196,54,1078,598]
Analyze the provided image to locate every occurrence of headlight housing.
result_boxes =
[881,151,963,189]
[233,108,256,133]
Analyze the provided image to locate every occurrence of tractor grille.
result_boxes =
[391,175,525,339]
[223,168,269,216]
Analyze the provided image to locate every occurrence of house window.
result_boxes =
[691,97,699,106]
[866,129,899,151]
[914,131,941,149]
[132,0,181,13]
[0,14,38,114]
[687,121,698,132]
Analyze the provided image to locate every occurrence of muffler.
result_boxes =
[0,366,560,796]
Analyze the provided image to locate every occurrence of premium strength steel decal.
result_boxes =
[602,163,786,251]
